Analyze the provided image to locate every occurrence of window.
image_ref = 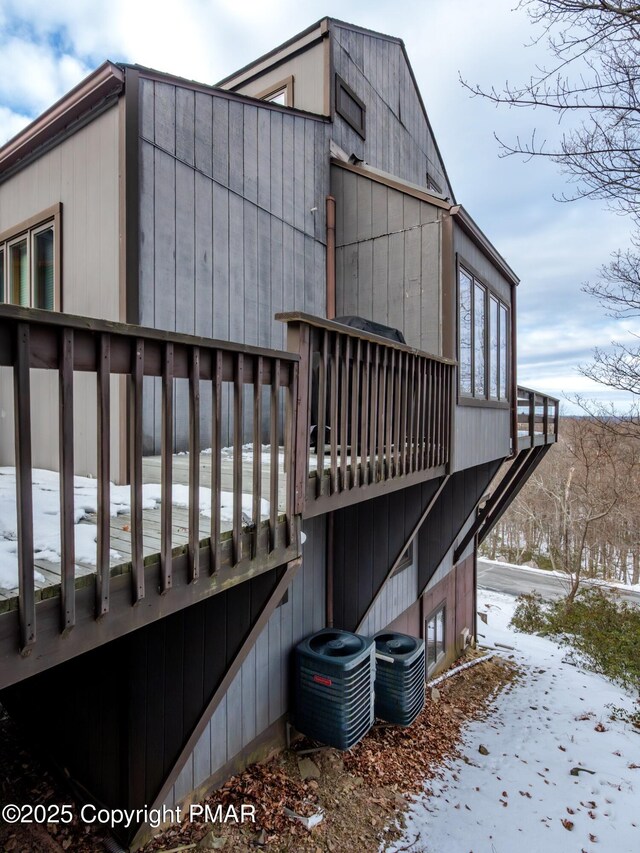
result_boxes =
[458,263,509,403]
[426,604,446,672]
[0,204,61,310]
[256,76,294,107]
[391,543,414,577]
[335,75,366,139]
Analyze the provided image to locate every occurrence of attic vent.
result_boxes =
[335,75,366,139]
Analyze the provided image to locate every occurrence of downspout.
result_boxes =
[326,195,336,320]
[510,283,518,458]
[325,194,336,626]
[473,530,478,642]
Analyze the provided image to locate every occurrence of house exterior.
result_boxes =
[0,18,558,848]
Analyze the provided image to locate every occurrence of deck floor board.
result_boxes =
[0,450,288,611]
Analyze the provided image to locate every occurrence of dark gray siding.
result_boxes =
[137,77,330,451]
[166,515,326,806]
[330,23,452,198]
[418,460,501,595]
[332,165,443,353]
[332,480,442,632]
[358,545,418,636]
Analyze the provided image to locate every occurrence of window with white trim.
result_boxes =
[0,205,61,311]
[458,264,509,402]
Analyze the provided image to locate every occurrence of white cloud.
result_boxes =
[0,0,635,409]
[0,106,32,143]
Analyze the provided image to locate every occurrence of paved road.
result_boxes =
[477,558,640,606]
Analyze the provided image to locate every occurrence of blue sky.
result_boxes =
[0,0,635,412]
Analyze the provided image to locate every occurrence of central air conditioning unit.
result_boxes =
[292,629,375,750]
[373,632,425,726]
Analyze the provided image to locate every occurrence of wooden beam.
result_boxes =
[356,475,450,633]
[147,557,302,816]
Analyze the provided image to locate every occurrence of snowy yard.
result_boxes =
[390,590,639,853]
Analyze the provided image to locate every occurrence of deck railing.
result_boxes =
[516,385,560,449]
[278,313,455,516]
[0,305,299,671]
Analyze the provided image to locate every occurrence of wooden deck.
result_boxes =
[0,449,288,613]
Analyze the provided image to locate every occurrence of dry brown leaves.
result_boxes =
[343,657,518,791]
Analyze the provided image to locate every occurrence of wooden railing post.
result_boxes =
[59,327,76,632]
[96,333,111,616]
[285,321,311,516]
[14,322,36,652]
[528,390,535,444]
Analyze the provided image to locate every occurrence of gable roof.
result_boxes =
[217,17,455,203]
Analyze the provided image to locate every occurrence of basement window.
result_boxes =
[426,604,446,672]
[0,204,61,311]
[335,75,366,139]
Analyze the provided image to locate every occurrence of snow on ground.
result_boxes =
[389,590,640,853]
[0,467,270,590]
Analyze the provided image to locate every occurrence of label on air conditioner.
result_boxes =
[312,674,332,686]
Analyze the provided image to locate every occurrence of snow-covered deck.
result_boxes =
[0,446,289,611]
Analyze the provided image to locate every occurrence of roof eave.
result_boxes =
[0,61,125,176]
[452,205,520,286]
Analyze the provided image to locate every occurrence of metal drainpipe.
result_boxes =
[325,194,336,627]
[326,195,336,320]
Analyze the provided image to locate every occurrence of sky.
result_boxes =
[0,0,636,413]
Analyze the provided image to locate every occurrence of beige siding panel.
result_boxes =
[0,106,123,477]
[231,41,327,115]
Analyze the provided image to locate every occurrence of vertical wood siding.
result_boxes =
[166,515,326,806]
[138,78,330,451]
[2,516,324,831]
[358,553,418,637]
[332,479,442,633]
[418,459,501,595]
[332,166,443,353]
[330,25,452,198]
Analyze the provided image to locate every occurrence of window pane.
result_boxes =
[500,304,508,400]
[489,296,499,398]
[266,88,286,105]
[459,270,472,394]
[426,617,436,669]
[10,239,29,306]
[0,248,4,302]
[33,227,55,310]
[435,608,445,659]
[474,283,486,396]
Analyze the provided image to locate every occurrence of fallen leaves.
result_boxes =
[343,657,518,792]
[561,818,574,831]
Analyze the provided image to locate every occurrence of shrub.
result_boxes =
[510,587,640,694]
[509,592,549,634]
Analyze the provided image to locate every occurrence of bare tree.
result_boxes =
[482,417,640,596]
[463,1,640,405]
